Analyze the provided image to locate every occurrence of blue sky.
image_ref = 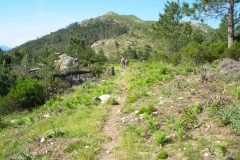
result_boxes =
[0,0,220,48]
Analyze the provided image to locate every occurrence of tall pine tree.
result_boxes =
[153,0,193,55]
[191,0,240,48]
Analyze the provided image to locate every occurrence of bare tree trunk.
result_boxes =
[106,66,115,76]
[228,0,234,48]
[45,67,48,97]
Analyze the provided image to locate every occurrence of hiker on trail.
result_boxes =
[121,57,125,68]
[124,58,129,68]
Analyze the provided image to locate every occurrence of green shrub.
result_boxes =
[218,110,231,126]
[154,130,167,146]
[183,108,198,128]
[170,52,182,66]
[0,116,8,130]
[157,151,168,159]
[193,104,202,114]
[8,77,45,109]
[228,83,240,100]
[144,114,157,132]
[218,105,240,135]
[137,105,155,115]
[65,100,76,109]
[207,41,227,62]
[176,127,184,141]
[0,95,17,114]
[224,41,240,60]
[89,63,105,77]
[52,127,65,137]
[178,42,207,65]
[215,144,227,156]
[126,94,138,103]
[125,125,143,137]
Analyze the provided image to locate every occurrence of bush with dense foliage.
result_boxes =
[174,41,228,65]
[7,77,45,110]
[224,41,240,60]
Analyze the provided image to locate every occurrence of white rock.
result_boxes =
[98,94,111,103]
[177,97,184,100]
[152,112,158,115]
[40,137,45,143]
[106,150,111,154]
[203,153,209,157]
[147,92,152,95]
[43,114,50,118]
[139,114,144,120]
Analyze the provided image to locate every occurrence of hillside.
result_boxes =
[10,12,213,58]
[0,60,239,159]
[10,12,156,57]
[90,12,157,56]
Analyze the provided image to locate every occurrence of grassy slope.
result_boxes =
[91,12,157,56]
[1,61,239,159]
[0,65,121,159]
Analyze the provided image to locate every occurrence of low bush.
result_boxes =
[0,78,46,114]
[192,104,202,114]
[89,63,105,77]
[224,41,240,60]
[8,77,46,109]
[157,151,168,159]
[154,130,166,146]
[137,105,155,115]
[144,114,157,132]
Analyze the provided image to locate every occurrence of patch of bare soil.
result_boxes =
[25,137,79,160]
[97,70,127,160]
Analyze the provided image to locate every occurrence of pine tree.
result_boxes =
[153,0,192,55]
[68,35,86,69]
[37,44,55,96]
[191,0,240,48]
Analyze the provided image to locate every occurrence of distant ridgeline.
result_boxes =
[11,18,129,54]
[0,45,12,51]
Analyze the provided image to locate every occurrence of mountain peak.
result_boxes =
[106,11,118,15]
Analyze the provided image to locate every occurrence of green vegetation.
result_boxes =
[64,140,85,153]
[0,1,240,159]
[0,72,120,159]
[154,130,167,146]
[157,151,168,159]
[137,105,155,115]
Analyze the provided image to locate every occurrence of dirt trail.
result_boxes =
[97,70,126,160]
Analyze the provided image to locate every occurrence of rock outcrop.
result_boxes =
[54,53,78,72]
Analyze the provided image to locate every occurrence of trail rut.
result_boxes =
[97,70,126,160]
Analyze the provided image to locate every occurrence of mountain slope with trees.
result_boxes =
[0,3,240,159]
